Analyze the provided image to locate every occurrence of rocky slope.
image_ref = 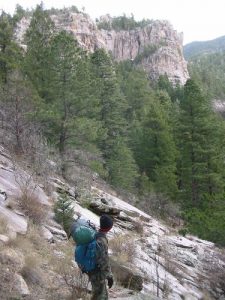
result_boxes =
[0,146,225,300]
[15,11,189,85]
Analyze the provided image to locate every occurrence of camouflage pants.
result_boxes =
[88,272,108,300]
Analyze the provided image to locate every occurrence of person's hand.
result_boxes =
[107,276,114,288]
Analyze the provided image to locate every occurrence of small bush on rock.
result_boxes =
[0,217,8,234]
[18,192,49,225]
[109,234,137,264]
[54,192,74,235]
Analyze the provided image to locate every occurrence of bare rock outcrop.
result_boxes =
[110,258,144,291]
[15,11,189,85]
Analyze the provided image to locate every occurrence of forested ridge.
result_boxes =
[1,5,225,246]
[184,35,225,60]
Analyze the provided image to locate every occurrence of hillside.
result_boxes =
[184,35,225,60]
[0,146,225,299]
[1,7,225,299]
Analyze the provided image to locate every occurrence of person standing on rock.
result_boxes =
[88,214,114,300]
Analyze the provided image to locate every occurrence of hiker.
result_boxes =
[88,214,114,300]
[71,214,114,299]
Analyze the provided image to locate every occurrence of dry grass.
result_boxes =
[21,254,47,287]
[9,223,49,261]
[132,220,144,235]
[18,192,49,225]
[109,234,137,264]
[0,262,18,300]
[0,216,8,234]
[52,242,90,300]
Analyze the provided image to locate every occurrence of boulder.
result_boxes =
[0,234,9,244]
[0,248,25,272]
[110,259,143,291]
[13,273,30,296]
[40,225,54,242]
[45,225,67,240]
[89,198,121,215]
[0,206,28,234]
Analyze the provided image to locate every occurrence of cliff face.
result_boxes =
[15,11,189,84]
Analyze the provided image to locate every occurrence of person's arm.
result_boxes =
[96,236,113,279]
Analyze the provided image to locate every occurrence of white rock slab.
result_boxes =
[0,206,27,234]
[0,234,9,244]
[14,273,30,296]
[40,225,54,242]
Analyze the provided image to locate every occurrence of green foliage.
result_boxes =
[0,70,41,153]
[97,14,153,31]
[188,51,225,98]
[178,228,188,236]
[91,49,128,153]
[177,79,225,208]
[24,3,55,98]
[132,96,177,198]
[1,5,225,246]
[89,160,108,179]
[0,12,23,84]
[54,193,74,235]
[134,44,159,63]
[116,61,153,121]
[107,137,139,190]
[184,35,225,60]
[184,201,225,246]
[47,6,80,15]
[12,4,32,24]
[39,31,100,157]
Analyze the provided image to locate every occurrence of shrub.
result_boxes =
[53,244,89,299]
[132,220,144,235]
[109,234,136,263]
[54,192,74,235]
[18,192,49,225]
[89,160,108,179]
[0,217,8,234]
[134,44,159,63]
[178,228,188,236]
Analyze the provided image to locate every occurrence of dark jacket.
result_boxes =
[95,232,112,279]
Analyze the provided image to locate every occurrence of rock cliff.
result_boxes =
[15,11,189,85]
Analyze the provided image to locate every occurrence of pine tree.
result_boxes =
[43,31,100,158]
[134,96,177,198]
[24,4,55,99]
[0,12,22,84]
[117,61,153,122]
[90,49,128,156]
[178,79,225,208]
[107,137,139,190]
[54,193,74,235]
[0,70,41,154]
[90,49,139,189]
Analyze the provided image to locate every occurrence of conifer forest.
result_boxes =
[1,5,225,246]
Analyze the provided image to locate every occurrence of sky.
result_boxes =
[1,0,225,45]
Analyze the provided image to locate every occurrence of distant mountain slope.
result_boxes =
[187,50,225,99]
[184,35,225,60]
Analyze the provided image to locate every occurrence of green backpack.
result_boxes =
[70,218,96,245]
